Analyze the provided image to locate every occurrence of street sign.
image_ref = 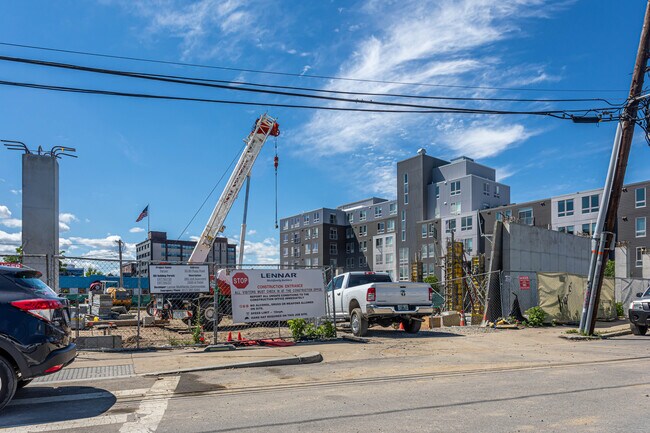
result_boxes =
[519,276,531,290]
[149,264,210,294]
[224,269,326,323]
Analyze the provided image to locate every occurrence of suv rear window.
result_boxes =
[3,271,58,298]
[347,273,392,288]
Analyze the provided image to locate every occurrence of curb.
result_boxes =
[143,351,323,376]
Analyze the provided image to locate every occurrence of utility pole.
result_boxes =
[116,239,124,288]
[579,0,650,335]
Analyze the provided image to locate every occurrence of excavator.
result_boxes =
[148,114,280,329]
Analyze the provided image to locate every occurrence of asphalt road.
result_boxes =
[2,334,649,432]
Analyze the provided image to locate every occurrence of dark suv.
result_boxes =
[628,285,650,335]
[0,264,76,410]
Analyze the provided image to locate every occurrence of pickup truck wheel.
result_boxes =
[631,323,648,335]
[350,308,368,337]
[403,319,422,334]
[0,356,17,411]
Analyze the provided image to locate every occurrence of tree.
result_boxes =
[604,260,615,278]
[423,275,440,293]
[2,246,23,263]
[58,250,67,274]
[85,266,103,277]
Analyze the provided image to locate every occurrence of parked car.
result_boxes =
[0,264,77,411]
[628,285,650,335]
[326,271,434,337]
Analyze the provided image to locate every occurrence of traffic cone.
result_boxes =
[459,311,466,326]
[237,332,243,341]
[227,331,233,342]
[398,322,405,331]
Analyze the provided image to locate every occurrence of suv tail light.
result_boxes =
[429,287,434,302]
[11,298,63,322]
[366,287,376,302]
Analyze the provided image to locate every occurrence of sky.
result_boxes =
[0,0,649,264]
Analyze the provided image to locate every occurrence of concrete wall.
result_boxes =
[22,154,59,289]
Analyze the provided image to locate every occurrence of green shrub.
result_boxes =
[288,318,336,341]
[524,306,546,327]
[288,318,308,341]
[615,302,624,317]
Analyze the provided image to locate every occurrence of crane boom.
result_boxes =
[188,114,280,263]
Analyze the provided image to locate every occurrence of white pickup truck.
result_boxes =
[326,271,434,337]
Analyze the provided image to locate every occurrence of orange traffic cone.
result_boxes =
[459,311,466,327]
[398,322,405,331]
[227,331,233,342]
[237,332,243,341]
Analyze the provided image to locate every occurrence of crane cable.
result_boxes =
[274,135,279,230]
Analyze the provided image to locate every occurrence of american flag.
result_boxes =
[135,205,149,222]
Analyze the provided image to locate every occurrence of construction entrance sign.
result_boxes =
[220,269,326,323]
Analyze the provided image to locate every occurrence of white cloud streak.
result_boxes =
[0,205,11,219]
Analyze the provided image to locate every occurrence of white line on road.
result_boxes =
[120,376,180,433]
[0,414,129,432]
[8,388,150,407]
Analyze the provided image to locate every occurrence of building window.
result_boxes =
[582,222,596,236]
[283,247,288,257]
[461,216,472,231]
[445,219,456,233]
[582,194,599,214]
[375,206,382,218]
[375,253,383,265]
[329,228,338,240]
[636,247,645,267]
[313,227,319,238]
[303,214,310,225]
[422,224,427,238]
[313,258,319,266]
[313,243,319,253]
[637,217,647,237]
[428,243,435,258]
[329,214,337,224]
[450,202,461,215]
[346,227,354,239]
[421,244,428,259]
[386,253,394,264]
[330,259,337,268]
[377,221,385,234]
[282,234,288,244]
[399,247,409,264]
[557,199,574,217]
[360,240,368,252]
[347,213,354,223]
[404,173,409,205]
[387,219,395,232]
[346,257,355,268]
[376,238,383,249]
[450,181,461,196]
[292,247,300,258]
[496,210,512,222]
[429,223,436,238]
[346,242,355,254]
[399,265,409,281]
[494,185,501,198]
[389,203,397,215]
[636,188,646,208]
[359,210,367,221]
[518,208,533,225]
[359,225,367,236]
[483,183,490,196]
[386,236,394,247]
[330,243,338,255]
[463,238,473,254]
[401,210,406,242]
[305,229,312,240]
[293,233,300,243]
[359,256,367,267]
[313,212,320,223]
[305,258,311,267]
[304,244,311,254]
[282,220,289,230]
[435,184,440,199]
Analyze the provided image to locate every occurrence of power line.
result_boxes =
[0,56,624,117]
[0,41,629,94]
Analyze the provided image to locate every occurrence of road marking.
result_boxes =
[8,388,150,407]
[120,376,180,433]
[0,414,129,432]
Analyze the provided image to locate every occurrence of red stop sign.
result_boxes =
[232,272,249,289]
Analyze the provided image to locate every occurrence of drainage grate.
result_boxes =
[33,364,135,383]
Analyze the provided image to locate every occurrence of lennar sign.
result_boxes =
[218,269,326,323]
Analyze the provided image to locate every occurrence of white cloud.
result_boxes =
[0,205,11,219]
[495,165,519,182]
[0,230,21,254]
[442,124,532,159]
[0,218,21,229]
[246,229,257,236]
[59,213,79,224]
[129,227,145,233]
[241,237,279,264]
[59,222,70,232]
[10,189,21,195]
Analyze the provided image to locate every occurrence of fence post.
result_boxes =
[213,280,219,344]
[75,298,80,340]
[136,267,141,349]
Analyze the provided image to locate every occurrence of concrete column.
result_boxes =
[22,154,59,290]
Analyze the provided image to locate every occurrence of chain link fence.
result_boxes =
[616,277,650,314]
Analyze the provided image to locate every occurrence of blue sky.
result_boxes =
[0,0,649,263]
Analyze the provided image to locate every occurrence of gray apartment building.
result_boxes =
[279,149,650,280]
[135,231,236,276]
